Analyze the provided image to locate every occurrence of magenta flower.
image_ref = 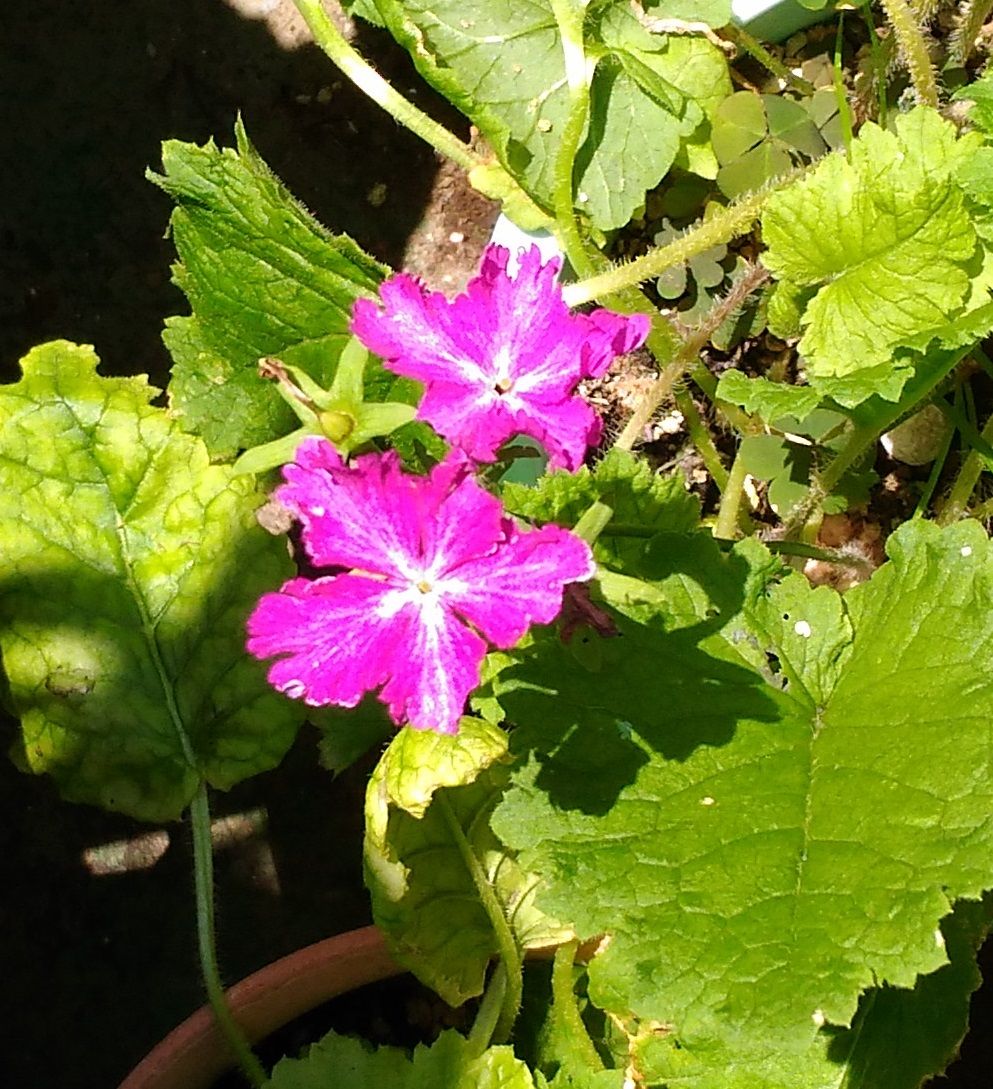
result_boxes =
[246,438,595,734]
[351,244,650,471]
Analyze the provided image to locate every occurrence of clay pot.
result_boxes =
[119,926,400,1089]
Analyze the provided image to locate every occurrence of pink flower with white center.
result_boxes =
[351,244,650,471]
[246,438,595,735]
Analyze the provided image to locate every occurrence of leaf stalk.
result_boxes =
[191,784,267,1087]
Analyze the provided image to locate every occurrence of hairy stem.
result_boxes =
[291,0,480,171]
[437,793,523,1043]
[950,0,993,64]
[563,187,774,307]
[191,784,267,1087]
[878,0,939,107]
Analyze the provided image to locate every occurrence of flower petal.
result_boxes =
[510,393,603,472]
[445,522,596,647]
[379,596,487,735]
[351,276,491,389]
[246,575,406,708]
[578,309,651,378]
[276,438,421,575]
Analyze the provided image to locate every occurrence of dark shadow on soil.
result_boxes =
[0,0,468,388]
[0,1,463,1085]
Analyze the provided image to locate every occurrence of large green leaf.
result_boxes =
[372,0,729,229]
[266,1029,535,1089]
[492,520,993,1083]
[364,718,571,1006]
[762,108,981,391]
[0,342,301,821]
[149,120,387,459]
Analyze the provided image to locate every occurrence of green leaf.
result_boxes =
[712,91,766,163]
[762,108,978,384]
[266,1029,536,1089]
[764,95,825,159]
[364,719,571,1006]
[642,0,732,26]
[715,371,823,424]
[149,120,387,459]
[372,0,729,229]
[952,72,993,137]
[0,342,302,821]
[502,449,700,576]
[492,519,993,1078]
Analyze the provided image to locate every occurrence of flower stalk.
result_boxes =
[191,784,267,1088]
[437,794,523,1044]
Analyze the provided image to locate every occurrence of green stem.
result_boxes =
[551,941,603,1071]
[573,499,615,545]
[861,0,889,125]
[291,0,480,171]
[878,0,939,107]
[562,187,774,308]
[467,962,508,1058]
[191,784,267,1088]
[834,15,855,154]
[723,24,816,96]
[689,361,759,436]
[938,403,993,525]
[914,408,956,518]
[437,794,523,1043]
[549,0,597,279]
[672,384,730,491]
[713,444,750,539]
[784,354,963,537]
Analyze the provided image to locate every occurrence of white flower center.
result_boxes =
[492,346,514,394]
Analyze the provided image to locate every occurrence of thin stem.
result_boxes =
[551,941,603,1071]
[784,352,964,537]
[713,444,750,539]
[861,0,889,125]
[191,784,267,1088]
[723,24,816,96]
[549,0,597,279]
[878,0,939,108]
[914,406,956,518]
[291,0,480,171]
[563,187,774,307]
[833,15,855,154]
[437,794,523,1043]
[467,962,508,1058]
[613,264,770,452]
[672,384,730,491]
[690,361,759,436]
[938,402,993,525]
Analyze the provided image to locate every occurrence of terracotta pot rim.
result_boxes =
[118,925,400,1089]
